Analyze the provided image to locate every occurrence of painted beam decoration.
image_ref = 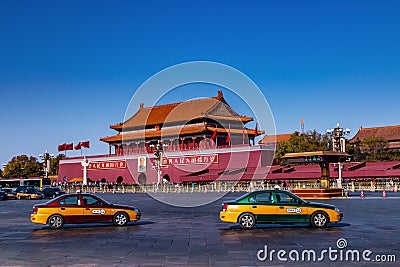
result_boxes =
[162,154,218,166]
[87,160,127,170]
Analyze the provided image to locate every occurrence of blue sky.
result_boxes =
[0,0,399,166]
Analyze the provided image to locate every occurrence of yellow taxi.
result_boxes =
[31,193,141,229]
[16,186,44,200]
[220,190,343,230]
[3,188,17,199]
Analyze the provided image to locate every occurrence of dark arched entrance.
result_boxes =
[101,178,107,183]
[116,176,123,184]
[138,173,146,184]
[163,174,170,183]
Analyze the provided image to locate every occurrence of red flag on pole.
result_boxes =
[58,143,66,151]
[80,141,90,148]
[74,142,81,150]
[210,127,217,141]
[65,143,74,150]
[226,125,231,144]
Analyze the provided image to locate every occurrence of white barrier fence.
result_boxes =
[61,180,399,194]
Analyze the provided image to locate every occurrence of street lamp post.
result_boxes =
[152,141,163,187]
[39,151,54,179]
[326,123,350,188]
[81,157,90,186]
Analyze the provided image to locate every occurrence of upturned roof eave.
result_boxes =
[349,125,400,143]
[110,115,253,132]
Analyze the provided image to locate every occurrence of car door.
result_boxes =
[57,195,84,223]
[82,195,112,222]
[17,187,28,199]
[248,192,277,223]
[273,191,308,223]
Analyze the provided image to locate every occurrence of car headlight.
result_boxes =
[335,207,341,213]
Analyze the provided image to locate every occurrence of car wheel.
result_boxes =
[113,212,129,227]
[238,213,256,230]
[48,214,64,229]
[311,211,329,228]
[17,195,21,200]
[28,195,31,200]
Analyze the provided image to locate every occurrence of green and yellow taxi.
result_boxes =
[31,193,141,229]
[220,190,343,229]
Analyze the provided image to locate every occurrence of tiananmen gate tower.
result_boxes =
[58,91,275,184]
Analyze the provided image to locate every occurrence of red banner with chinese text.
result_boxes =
[87,160,127,170]
[162,154,218,166]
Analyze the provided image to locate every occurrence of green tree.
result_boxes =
[360,136,389,161]
[49,154,65,176]
[348,136,400,162]
[2,155,42,178]
[275,130,331,161]
[361,136,388,153]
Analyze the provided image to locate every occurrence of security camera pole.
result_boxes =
[39,151,54,179]
[326,123,350,188]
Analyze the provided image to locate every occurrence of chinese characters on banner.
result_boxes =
[87,160,127,170]
[162,154,218,166]
[84,155,218,170]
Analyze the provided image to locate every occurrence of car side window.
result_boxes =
[59,196,79,205]
[254,192,272,203]
[275,192,299,204]
[82,195,101,205]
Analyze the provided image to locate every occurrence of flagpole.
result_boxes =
[216,125,218,148]
[229,124,231,146]
[242,127,245,145]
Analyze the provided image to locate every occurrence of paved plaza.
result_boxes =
[0,191,399,266]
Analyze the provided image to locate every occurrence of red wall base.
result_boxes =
[292,188,343,199]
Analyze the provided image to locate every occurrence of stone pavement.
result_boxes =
[0,192,399,266]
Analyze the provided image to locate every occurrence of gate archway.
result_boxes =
[163,174,171,183]
[138,173,146,184]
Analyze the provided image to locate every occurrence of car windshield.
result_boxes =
[28,188,39,192]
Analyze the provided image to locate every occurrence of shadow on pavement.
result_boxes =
[31,221,155,233]
[220,222,351,231]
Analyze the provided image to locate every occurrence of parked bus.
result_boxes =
[0,178,51,190]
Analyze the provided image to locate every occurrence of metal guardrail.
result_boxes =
[59,181,399,194]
